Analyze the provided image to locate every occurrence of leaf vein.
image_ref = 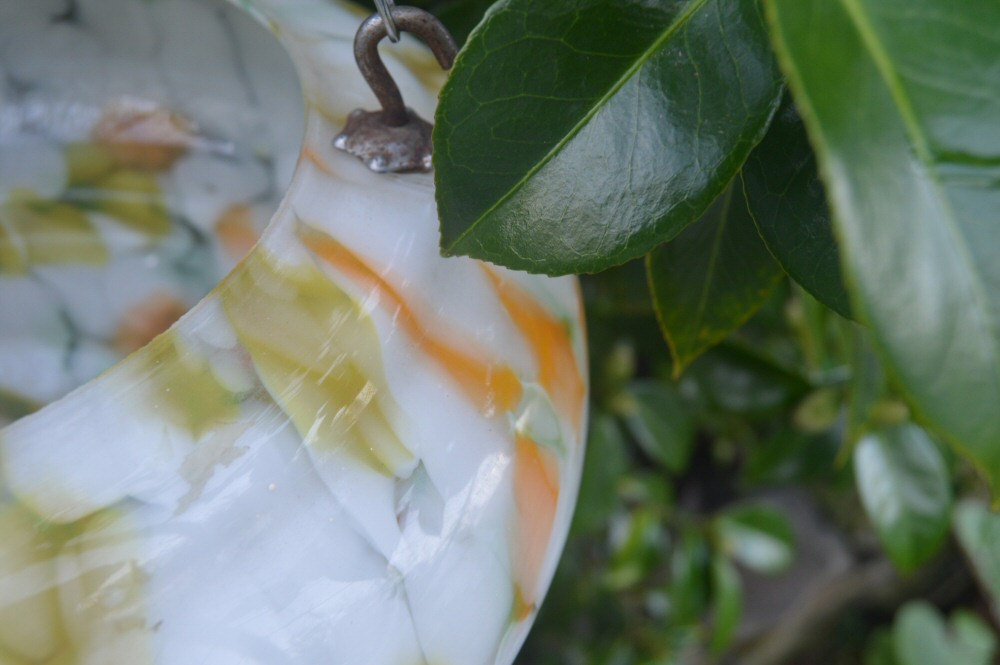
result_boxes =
[444,0,714,252]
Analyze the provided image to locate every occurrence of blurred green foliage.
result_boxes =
[515,262,995,665]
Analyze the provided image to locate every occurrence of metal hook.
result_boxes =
[333,6,457,173]
[356,6,456,128]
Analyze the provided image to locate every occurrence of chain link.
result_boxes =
[373,0,400,42]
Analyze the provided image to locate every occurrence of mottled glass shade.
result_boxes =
[0,0,305,415]
[0,1,588,663]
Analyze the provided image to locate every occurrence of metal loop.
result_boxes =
[354,6,457,127]
[373,0,399,42]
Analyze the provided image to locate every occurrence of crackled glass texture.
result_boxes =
[0,0,588,663]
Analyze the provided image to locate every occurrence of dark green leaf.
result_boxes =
[766,0,1000,490]
[435,0,784,274]
[953,500,1000,623]
[647,184,784,377]
[892,602,996,665]
[582,258,653,319]
[742,95,851,319]
[607,506,665,590]
[709,555,743,654]
[687,343,810,418]
[618,471,674,509]
[715,503,794,574]
[847,326,889,440]
[743,426,840,486]
[853,424,951,573]
[571,411,629,535]
[864,628,901,665]
[670,527,711,625]
[615,380,694,473]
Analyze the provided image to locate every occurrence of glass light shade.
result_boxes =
[0,1,588,663]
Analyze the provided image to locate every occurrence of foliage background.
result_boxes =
[518,266,995,665]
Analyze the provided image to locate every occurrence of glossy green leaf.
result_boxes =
[709,555,743,655]
[742,95,851,319]
[435,0,784,274]
[648,184,784,377]
[953,500,1000,622]
[571,411,629,535]
[715,503,794,574]
[614,380,694,473]
[892,602,996,665]
[853,424,951,574]
[766,0,1000,490]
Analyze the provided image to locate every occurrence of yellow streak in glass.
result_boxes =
[0,219,27,274]
[88,170,171,237]
[140,330,241,437]
[0,197,107,271]
[0,502,152,664]
[64,143,116,187]
[221,249,414,476]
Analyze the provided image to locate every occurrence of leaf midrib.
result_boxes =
[691,187,733,339]
[834,0,1000,406]
[444,0,712,251]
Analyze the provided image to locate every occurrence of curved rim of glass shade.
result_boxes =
[0,0,452,434]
